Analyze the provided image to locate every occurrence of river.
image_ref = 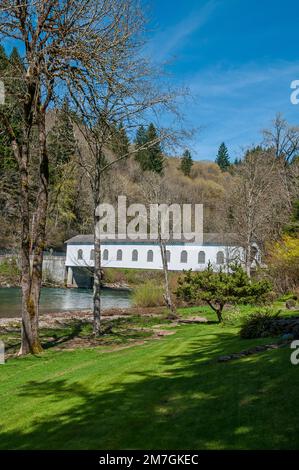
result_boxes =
[0,287,132,318]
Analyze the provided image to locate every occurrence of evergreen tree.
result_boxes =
[8,47,25,128]
[0,44,9,73]
[0,46,20,175]
[48,99,76,170]
[180,149,193,176]
[10,47,23,70]
[284,199,299,236]
[47,100,78,234]
[177,263,272,323]
[145,123,164,174]
[0,45,9,175]
[135,123,164,174]
[0,45,21,244]
[134,125,148,169]
[216,142,230,171]
[110,122,130,158]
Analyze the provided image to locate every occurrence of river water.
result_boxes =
[0,287,132,318]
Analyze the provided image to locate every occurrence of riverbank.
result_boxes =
[0,304,210,359]
[0,305,167,327]
[0,306,184,358]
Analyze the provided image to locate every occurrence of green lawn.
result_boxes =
[0,307,299,450]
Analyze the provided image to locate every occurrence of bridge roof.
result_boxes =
[65,233,239,246]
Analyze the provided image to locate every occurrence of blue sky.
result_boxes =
[147,0,299,161]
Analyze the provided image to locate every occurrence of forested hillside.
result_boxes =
[0,46,298,295]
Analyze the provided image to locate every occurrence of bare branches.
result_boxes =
[223,148,292,274]
[263,113,299,166]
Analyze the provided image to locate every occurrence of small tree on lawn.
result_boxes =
[176,263,272,322]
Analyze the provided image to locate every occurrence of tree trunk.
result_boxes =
[159,236,177,319]
[93,165,102,336]
[245,242,252,278]
[19,113,48,355]
[216,310,223,323]
[207,301,223,323]
[93,233,102,335]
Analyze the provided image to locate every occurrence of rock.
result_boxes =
[286,299,297,310]
[218,355,232,362]
[254,345,266,352]
[281,333,294,341]
[178,316,208,324]
[231,353,242,359]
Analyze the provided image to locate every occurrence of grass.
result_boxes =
[0,305,299,450]
[0,314,174,354]
[103,267,180,289]
[132,281,165,307]
[0,257,20,285]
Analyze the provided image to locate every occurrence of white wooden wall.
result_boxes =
[66,243,244,272]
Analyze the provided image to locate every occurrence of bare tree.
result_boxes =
[263,113,299,165]
[75,119,182,333]
[224,148,291,276]
[140,172,177,319]
[263,113,299,210]
[67,0,187,333]
[0,0,154,353]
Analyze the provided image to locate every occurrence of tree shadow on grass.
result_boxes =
[0,330,298,450]
[41,320,86,350]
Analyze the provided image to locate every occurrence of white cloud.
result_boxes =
[146,0,219,61]
[190,60,299,98]
[184,60,299,160]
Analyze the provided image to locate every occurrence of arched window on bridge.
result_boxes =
[147,250,154,262]
[180,250,188,264]
[77,249,83,260]
[117,249,123,261]
[103,249,109,261]
[90,249,95,261]
[198,251,206,264]
[216,251,224,265]
[132,249,138,262]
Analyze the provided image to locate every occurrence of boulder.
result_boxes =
[286,299,297,310]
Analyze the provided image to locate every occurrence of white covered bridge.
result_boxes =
[65,233,251,288]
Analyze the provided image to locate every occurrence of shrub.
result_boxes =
[240,309,281,339]
[103,268,167,287]
[267,235,299,293]
[0,257,20,276]
[0,257,20,284]
[132,282,164,308]
[278,293,298,302]
[176,263,272,322]
[222,307,247,326]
